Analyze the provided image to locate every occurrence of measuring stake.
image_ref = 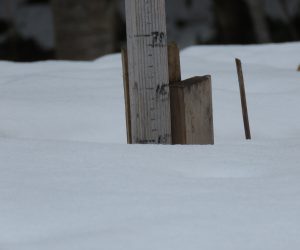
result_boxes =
[235,58,251,140]
[125,0,171,144]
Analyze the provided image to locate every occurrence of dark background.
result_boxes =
[0,0,299,61]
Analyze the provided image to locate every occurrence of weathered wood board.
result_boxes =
[122,43,214,145]
[125,0,171,144]
[170,76,214,145]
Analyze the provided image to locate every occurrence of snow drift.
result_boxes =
[0,42,300,250]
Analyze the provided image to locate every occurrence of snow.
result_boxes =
[1,42,300,250]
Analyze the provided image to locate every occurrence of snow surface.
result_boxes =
[0,42,300,250]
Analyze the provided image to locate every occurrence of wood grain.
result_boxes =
[183,76,214,145]
[125,0,171,144]
[169,76,214,145]
[168,43,185,144]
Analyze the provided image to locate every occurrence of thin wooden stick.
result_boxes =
[235,58,251,140]
[168,42,182,83]
[168,42,185,144]
[121,48,132,144]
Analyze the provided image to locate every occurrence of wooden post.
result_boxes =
[167,43,214,145]
[184,76,214,145]
[121,48,132,144]
[122,42,214,145]
[235,58,251,140]
[168,42,185,144]
[168,42,181,83]
[297,65,300,71]
[125,0,171,144]
[170,76,214,145]
[122,42,182,144]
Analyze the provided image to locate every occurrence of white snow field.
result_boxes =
[1,43,300,250]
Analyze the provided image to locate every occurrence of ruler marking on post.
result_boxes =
[125,0,171,144]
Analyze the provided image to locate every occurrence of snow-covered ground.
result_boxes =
[0,43,300,250]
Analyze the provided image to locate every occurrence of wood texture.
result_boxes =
[183,76,214,145]
[168,42,185,144]
[121,48,132,144]
[170,83,186,144]
[168,42,182,83]
[167,43,214,145]
[125,0,171,144]
[235,58,251,140]
[122,40,214,145]
[170,76,214,145]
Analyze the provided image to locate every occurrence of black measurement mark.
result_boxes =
[137,134,169,144]
[158,136,162,144]
[134,34,151,38]
[137,133,170,144]
[158,134,169,144]
[149,31,166,48]
[156,84,169,97]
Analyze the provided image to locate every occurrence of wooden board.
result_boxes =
[183,76,214,145]
[170,76,214,145]
[122,42,214,145]
[125,0,171,144]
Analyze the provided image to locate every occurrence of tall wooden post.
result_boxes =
[125,0,172,144]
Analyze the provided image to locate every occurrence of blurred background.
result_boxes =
[0,0,299,61]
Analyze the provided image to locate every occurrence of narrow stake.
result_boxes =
[168,42,185,144]
[121,48,132,144]
[235,58,251,140]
